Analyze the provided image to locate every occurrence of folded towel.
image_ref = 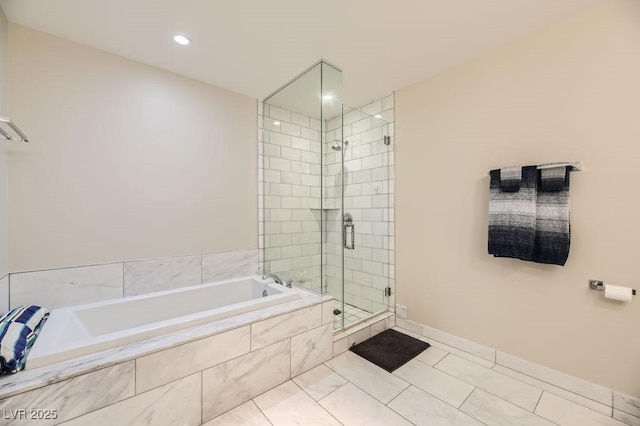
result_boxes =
[532,166,571,265]
[540,166,566,191]
[499,166,522,192]
[488,166,538,260]
[0,305,49,374]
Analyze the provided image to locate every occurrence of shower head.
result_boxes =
[331,140,348,151]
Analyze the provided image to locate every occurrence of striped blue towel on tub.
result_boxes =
[0,305,49,374]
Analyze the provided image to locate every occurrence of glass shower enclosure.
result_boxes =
[259,61,392,331]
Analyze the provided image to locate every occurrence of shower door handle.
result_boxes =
[343,213,355,250]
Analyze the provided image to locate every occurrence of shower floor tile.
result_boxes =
[332,300,372,330]
[207,327,628,426]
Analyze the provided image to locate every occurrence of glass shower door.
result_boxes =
[335,105,392,329]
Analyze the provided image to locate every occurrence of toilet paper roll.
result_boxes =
[604,285,633,302]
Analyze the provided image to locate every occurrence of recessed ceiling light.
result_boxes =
[273,121,281,126]
[172,34,190,45]
[374,114,382,119]
[322,95,333,101]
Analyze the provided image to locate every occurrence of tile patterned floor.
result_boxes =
[206,327,630,426]
[333,300,371,330]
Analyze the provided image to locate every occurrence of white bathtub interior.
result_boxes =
[28,276,300,369]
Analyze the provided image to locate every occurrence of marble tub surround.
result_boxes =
[0,274,8,313]
[135,325,250,393]
[202,250,259,282]
[394,316,640,426]
[62,373,201,426]
[123,255,201,296]
[202,339,292,420]
[9,263,123,310]
[6,248,258,311]
[0,291,332,400]
[0,362,135,426]
[0,294,334,426]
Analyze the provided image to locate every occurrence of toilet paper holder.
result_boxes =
[589,280,636,296]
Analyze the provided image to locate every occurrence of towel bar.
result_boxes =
[487,161,582,175]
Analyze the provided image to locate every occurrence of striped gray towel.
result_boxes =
[488,166,537,260]
[499,166,522,192]
[532,166,571,265]
[540,167,566,191]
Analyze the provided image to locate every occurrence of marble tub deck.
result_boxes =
[207,327,633,426]
[0,291,333,401]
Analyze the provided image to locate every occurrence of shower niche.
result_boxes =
[259,61,394,331]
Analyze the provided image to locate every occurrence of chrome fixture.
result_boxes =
[383,135,391,146]
[343,212,355,250]
[262,273,293,288]
[262,273,283,285]
[0,116,29,142]
[331,140,348,151]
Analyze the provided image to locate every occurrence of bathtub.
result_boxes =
[27,276,300,369]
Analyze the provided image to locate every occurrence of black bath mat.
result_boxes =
[349,329,430,372]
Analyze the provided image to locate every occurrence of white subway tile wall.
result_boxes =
[259,104,323,293]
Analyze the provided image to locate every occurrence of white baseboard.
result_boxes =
[394,314,640,424]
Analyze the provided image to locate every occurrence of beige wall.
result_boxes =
[396,0,640,398]
[7,24,257,272]
[0,7,8,278]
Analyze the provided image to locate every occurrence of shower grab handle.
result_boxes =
[343,213,355,250]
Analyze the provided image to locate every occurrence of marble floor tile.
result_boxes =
[493,364,612,416]
[415,345,448,366]
[393,358,474,408]
[254,381,341,425]
[436,354,542,411]
[460,388,555,426]
[292,364,348,401]
[325,351,408,404]
[535,392,627,426]
[388,385,484,426]
[319,382,413,426]
[614,409,640,426]
[203,401,271,426]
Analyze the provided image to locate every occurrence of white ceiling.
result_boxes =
[0,0,601,107]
